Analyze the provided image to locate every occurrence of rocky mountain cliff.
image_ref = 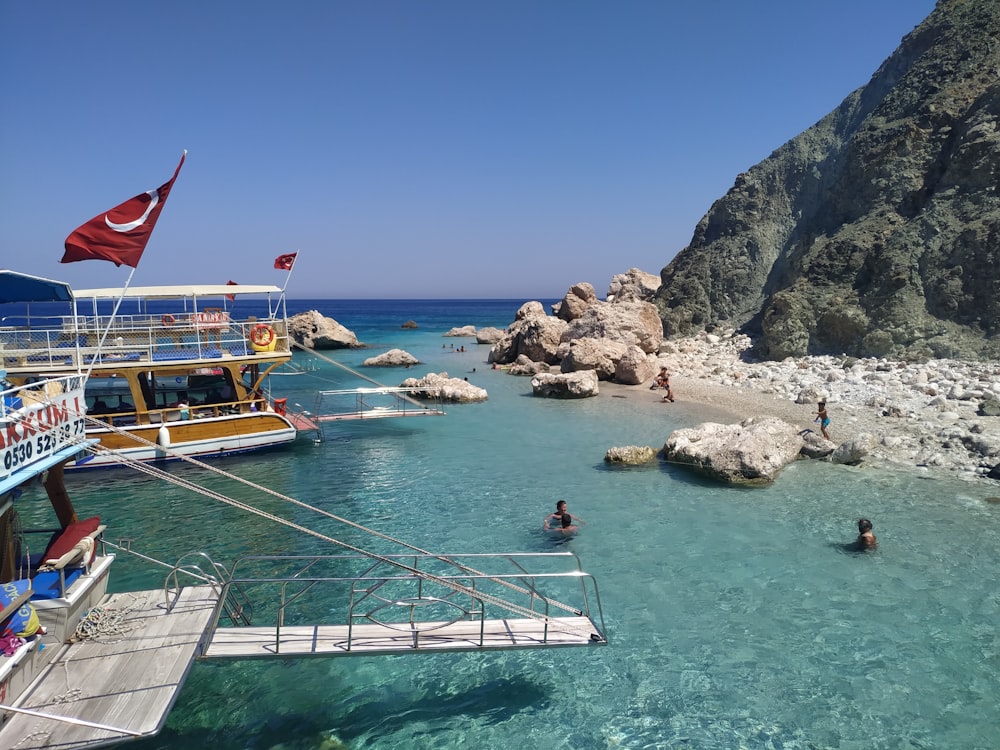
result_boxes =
[653,0,1000,361]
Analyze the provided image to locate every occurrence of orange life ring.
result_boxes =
[249,323,276,348]
[161,314,176,327]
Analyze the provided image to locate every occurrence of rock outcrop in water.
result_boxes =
[288,311,363,349]
[653,0,1000,361]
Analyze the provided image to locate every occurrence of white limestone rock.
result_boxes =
[560,338,628,380]
[531,370,600,399]
[399,372,488,402]
[287,310,363,349]
[444,325,477,337]
[663,416,804,485]
[362,349,420,367]
[604,445,658,465]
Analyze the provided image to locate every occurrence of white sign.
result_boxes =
[0,389,87,479]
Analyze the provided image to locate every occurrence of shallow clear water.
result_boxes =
[56,301,1000,749]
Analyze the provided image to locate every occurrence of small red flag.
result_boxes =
[274,252,297,270]
[225,280,238,302]
[62,152,186,268]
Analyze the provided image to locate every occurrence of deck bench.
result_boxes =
[30,516,105,600]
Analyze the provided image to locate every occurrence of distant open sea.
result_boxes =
[52,299,999,749]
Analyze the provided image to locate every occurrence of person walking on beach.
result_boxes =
[857,518,877,549]
[543,500,583,533]
[651,367,675,402]
[814,401,830,439]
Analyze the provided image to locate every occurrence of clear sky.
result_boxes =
[1,1,936,299]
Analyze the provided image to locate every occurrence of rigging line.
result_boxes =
[87,442,596,636]
[75,411,585,618]
[291,342,429,410]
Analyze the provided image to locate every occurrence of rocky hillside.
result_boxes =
[653,0,1000,361]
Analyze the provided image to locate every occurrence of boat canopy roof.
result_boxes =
[74,283,284,300]
[0,270,73,303]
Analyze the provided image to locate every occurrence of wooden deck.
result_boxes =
[0,586,221,750]
[204,615,606,659]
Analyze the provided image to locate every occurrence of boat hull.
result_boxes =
[70,413,297,469]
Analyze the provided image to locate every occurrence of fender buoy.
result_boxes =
[162,314,176,327]
[157,425,171,448]
[249,323,277,352]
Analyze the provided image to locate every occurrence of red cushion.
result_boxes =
[42,516,101,564]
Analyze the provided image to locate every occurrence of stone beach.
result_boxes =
[613,328,1000,482]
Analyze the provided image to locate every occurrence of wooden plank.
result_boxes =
[204,616,605,659]
[0,586,220,750]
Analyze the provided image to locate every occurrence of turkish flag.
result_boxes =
[62,152,186,267]
[225,280,238,301]
[274,252,297,270]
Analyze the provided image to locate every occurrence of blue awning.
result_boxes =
[0,270,74,303]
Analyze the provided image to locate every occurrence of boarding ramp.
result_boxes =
[311,386,446,429]
[203,551,607,659]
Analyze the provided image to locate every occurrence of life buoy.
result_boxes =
[249,324,276,348]
[162,314,176,327]
[274,397,287,416]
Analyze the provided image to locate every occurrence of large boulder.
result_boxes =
[553,282,600,322]
[607,268,661,302]
[362,349,420,367]
[288,310,363,349]
[476,327,506,345]
[531,370,600,399]
[663,416,803,485]
[489,312,568,365]
[399,372,488,402]
[831,433,878,465]
[799,429,836,459]
[564,299,664,354]
[604,445,657,465]
[444,325,477,337]
[559,338,628,380]
[614,345,657,385]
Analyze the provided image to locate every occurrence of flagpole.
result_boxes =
[276,250,298,318]
[83,266,137,381]
[284,250,298,314]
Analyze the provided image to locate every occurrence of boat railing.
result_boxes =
[210,551,607,653]
[0,313,290,371]
[312,387,447,423]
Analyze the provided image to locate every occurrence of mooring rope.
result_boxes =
[87,440,596,638]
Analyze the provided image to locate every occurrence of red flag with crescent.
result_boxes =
[274,252,297,270]
[61,152,186,268]
[225,280,238,302]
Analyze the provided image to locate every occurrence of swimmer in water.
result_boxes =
[543,499,583,533]
[857,518,877,549]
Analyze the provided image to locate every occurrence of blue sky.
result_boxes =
[1,1,936,299]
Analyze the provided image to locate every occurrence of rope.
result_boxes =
[81,412,576,609]
[292,341,429,410]
[13,389,598,640]
[71,593,145,643]
[88,441,596,638]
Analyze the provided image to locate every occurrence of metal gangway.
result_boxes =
[311,386,446,426]
[202,551,607,659]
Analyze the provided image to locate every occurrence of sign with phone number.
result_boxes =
[1,399,86,478]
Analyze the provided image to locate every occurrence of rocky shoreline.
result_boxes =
[622,328,1000,483]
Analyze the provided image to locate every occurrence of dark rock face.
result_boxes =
[654,0,1000,361]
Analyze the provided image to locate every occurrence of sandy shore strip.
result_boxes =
[597,329,1000,485]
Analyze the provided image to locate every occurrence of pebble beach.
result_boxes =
[606,328,1000,484]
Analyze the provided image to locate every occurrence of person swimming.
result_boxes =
[543,500,581,533]
[857,518,877,549]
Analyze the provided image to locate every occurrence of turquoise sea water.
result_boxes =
[57,301,1000,749]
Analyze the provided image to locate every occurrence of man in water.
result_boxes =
[543,500,582,532]
[857,518,877,549]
